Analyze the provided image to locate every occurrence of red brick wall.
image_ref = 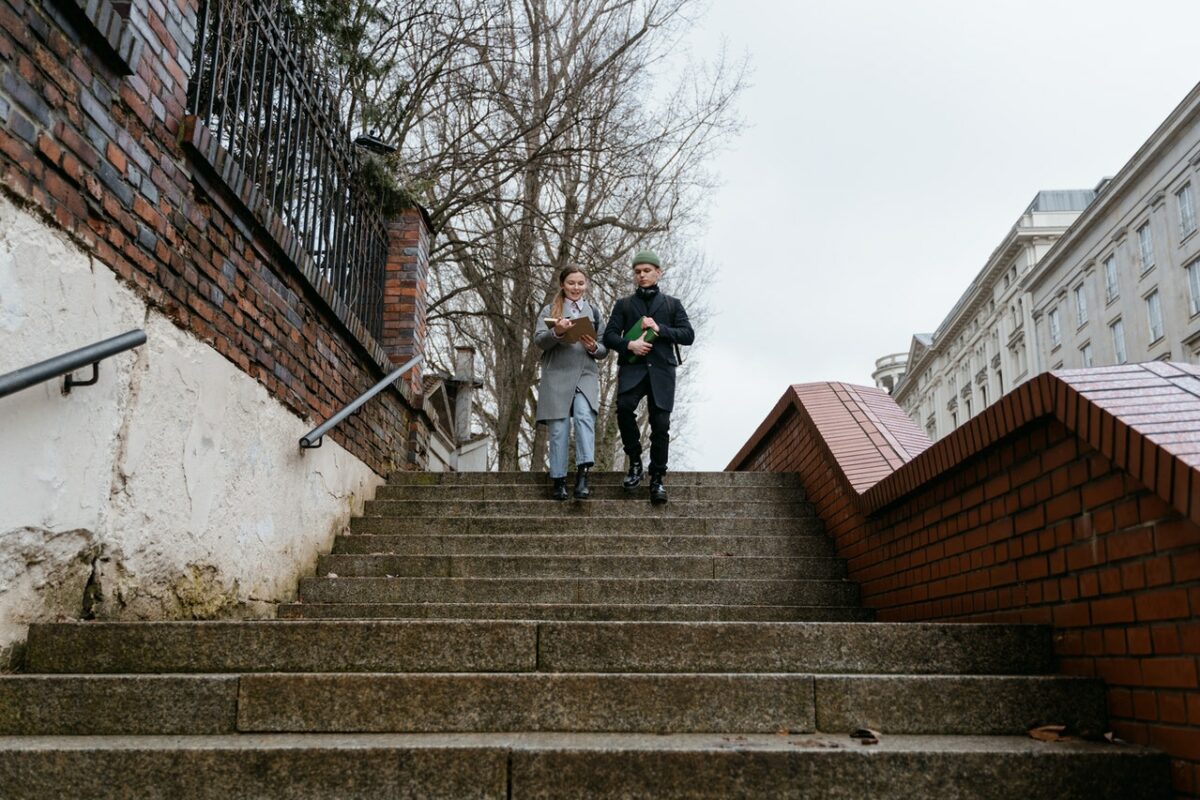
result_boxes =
[731,363,1200,796]
[0,0,429,474]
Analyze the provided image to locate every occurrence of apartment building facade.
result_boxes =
[888,81,1200,440]
[1027,86,1200,373]
[891,191,1094,439]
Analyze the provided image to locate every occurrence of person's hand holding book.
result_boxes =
[628,333,653,357]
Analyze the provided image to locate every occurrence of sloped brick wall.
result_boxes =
[731,363,1200,796]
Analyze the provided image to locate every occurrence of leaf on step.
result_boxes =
[325,572,338,579]
[1028,724,1068,742]
[850,728,881,745]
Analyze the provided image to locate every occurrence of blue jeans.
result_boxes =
[547,391,596,478]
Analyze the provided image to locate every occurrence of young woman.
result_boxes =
[533,266,608,500]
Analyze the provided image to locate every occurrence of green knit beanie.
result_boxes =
[631,249,661,269]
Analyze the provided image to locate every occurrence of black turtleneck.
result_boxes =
[636,285,660,302]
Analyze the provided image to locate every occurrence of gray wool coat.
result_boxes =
[534,300,609,422]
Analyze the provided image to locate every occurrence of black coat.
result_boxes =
[602,290,695,412]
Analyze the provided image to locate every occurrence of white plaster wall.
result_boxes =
[0,195,384,666]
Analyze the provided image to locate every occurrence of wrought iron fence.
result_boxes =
[187,0,388,340]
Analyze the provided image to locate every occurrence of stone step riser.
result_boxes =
[238,673,815,734]
[348,516,826,536]
[27,621,1050,675]
[277,603,875,622]
[296,577,861,606]
[375,485,804,502]
[0,737,1170,800]
[386,472,801,487]
[0,674,1105,736]
[507,743,1169,800]
[315,554,847,580]
[362,500,814,518]
[332,534,829,558]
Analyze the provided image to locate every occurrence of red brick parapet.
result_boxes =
[382,209,432,399]
[731,362,1200,795]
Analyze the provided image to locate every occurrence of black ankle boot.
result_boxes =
[649,472,667,505]
[573,464,592,500]
[551,477,568,501]
[623,457,644,490]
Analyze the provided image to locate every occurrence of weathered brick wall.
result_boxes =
[0,0,427,475]
[731,364,1200,796]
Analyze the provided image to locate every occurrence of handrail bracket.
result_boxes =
[63,362,100,395]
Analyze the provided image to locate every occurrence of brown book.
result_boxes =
[543,316,597,344]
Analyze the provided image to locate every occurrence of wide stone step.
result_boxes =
[362,499,812,518]
[348,515,825,537]
[534,621,1053,675]
[315,554,846,580]
[297,576,861,606]
[2,732,1168,800]
[333,533,830,557]
[28,621,1048,675]
[236,673,815,733]
[387,471,800,487]
[0,676,239,735]
[277,602,875,622]
[0,673,1101,736]
[375,484,803,502]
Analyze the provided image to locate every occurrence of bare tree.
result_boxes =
[295,0,744,470]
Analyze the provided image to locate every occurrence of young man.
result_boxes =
[602,250,695,504]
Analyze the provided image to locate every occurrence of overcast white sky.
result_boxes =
[672,0,1200,470]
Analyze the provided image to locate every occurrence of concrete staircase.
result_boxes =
[0,471,1171,797]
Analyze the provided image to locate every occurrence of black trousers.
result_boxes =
[616,373,671,474]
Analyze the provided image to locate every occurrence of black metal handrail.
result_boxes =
[0,329,147,399]
[300,354,423,449]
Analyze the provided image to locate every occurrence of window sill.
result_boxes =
[1183,228,1198,247]
[1148,335,1165,347]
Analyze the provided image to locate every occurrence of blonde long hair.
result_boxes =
[551,265,588,319]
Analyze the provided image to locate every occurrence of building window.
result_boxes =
[1145,290,1164,342]
[1073,284,1088,327]
[965,399,972,417]
[1137,222,1155,272]
[1104,256,1119,302]
[1188,257,1200,316]
[1048,307,1062,348]
[979,385,988,408]
[1080,342,1093,368]
[996,369,1004,393]
[1180,183,1197,238]
[1110,318,1127,364]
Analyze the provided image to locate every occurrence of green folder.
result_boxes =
[624,319,659,363]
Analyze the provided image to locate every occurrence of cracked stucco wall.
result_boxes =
[0,195,385,668]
